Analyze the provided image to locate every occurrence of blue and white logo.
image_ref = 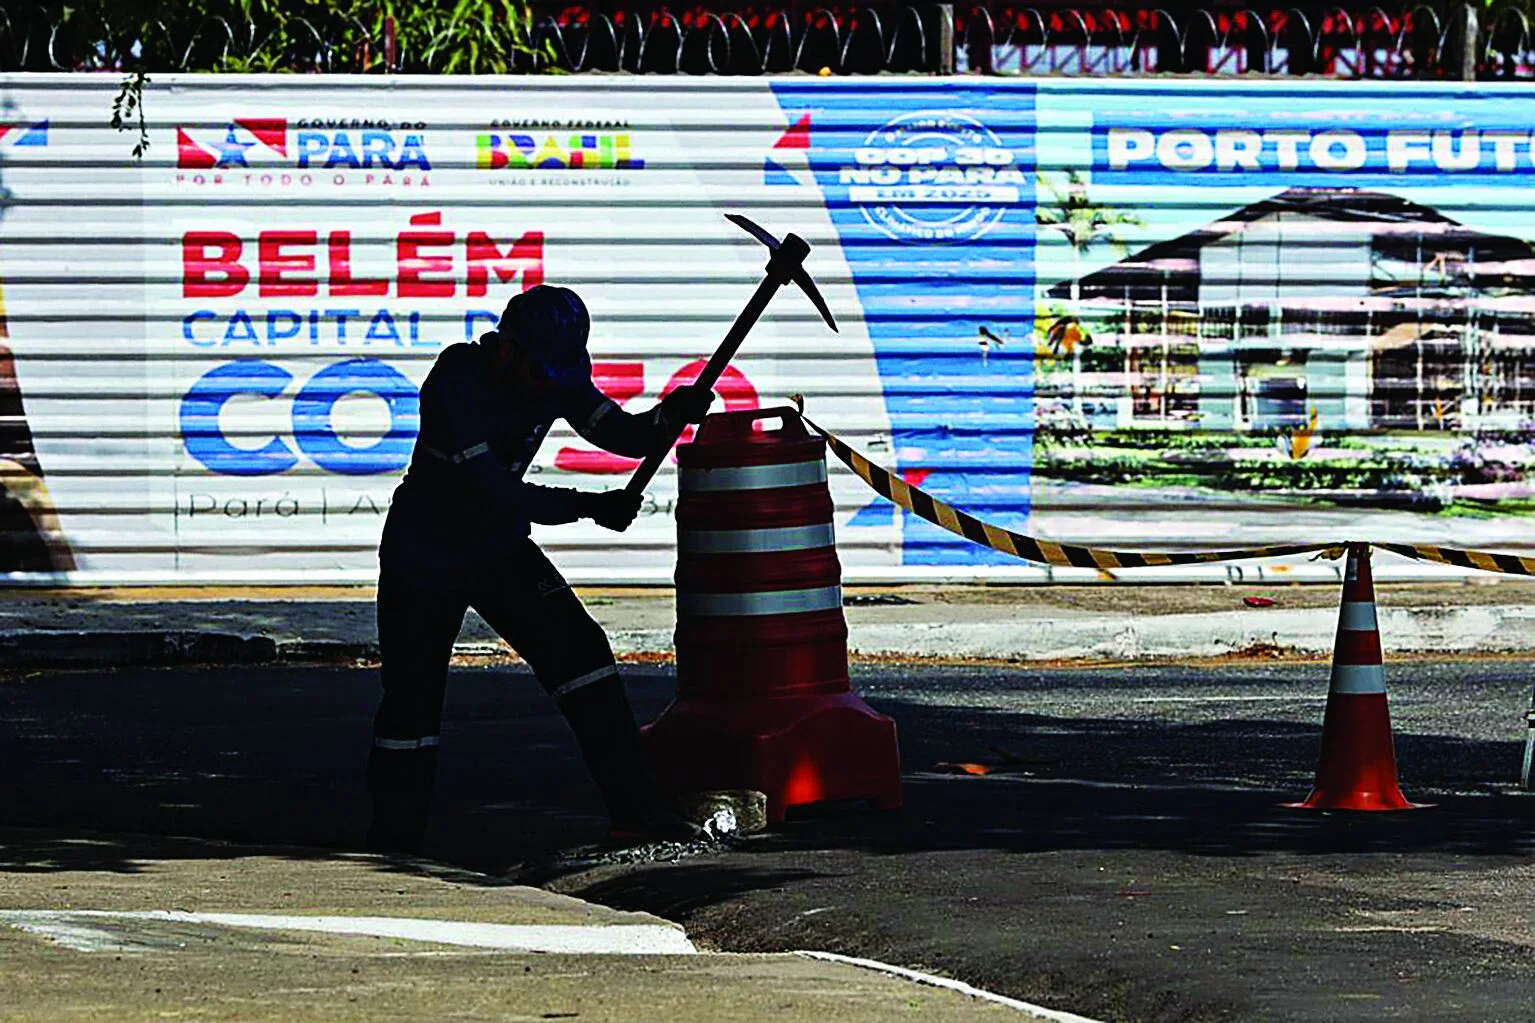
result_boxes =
[771,83,1039,565]
[843,111,1025,244]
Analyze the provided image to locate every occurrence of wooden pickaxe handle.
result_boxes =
[624,233,813,498]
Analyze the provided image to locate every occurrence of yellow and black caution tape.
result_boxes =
[1375,542,1535,577]
[789,399,1535,577]
[797,412,1330,570]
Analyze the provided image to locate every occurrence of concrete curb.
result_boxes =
[843,605,1535,661]
[4,604,1535,669]
[0,632,388,669]
[0,631,278,668]
[0,633,522,669]
[615,608,1535,662]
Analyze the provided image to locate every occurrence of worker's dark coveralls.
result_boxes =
[368,286,681,853]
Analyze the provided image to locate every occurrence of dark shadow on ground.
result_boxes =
[557,664,1535,1023]
[0,661,1530,880]
[0,826,516,891]
[6,660,1535,1023]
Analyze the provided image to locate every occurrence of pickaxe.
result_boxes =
[623,213,838,497]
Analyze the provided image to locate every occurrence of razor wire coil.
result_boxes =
[7,4,1535,78]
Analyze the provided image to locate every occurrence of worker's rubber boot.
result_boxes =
[558,674,706,844]
[365,747,438,854]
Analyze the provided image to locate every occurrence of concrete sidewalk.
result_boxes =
[0,827,1058,1022]
[0,579,1534,668]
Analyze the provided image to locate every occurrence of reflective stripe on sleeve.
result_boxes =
[678,523,835,555]
[373,735,441,750]
[549,665,619,701]
[583,399,619,435]
[677,585,842,616]
[679,460,827,492]
[420,441,491,465]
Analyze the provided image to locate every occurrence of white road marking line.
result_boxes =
[6,909,1109,1017]
[0,915,157,953]
[0,911,696,955]
[797,950,1106,1022]
[1130,695,1327,704]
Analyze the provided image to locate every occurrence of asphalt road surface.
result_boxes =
[3,656,1534,1021]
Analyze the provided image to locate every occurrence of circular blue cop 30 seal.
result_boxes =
[852,111,1023,244]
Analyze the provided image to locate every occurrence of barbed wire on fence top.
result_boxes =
[2,3,1535,77]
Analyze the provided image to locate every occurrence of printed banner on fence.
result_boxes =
[1025,80,1535,557]
[1,76,1534,583]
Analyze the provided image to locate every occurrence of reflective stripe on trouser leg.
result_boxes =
[372,735,441,750]
[366,740,440,854]
[552,664,660,827]
[549,664,619,701]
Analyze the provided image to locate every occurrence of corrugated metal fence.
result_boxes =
[0,74,1532,584]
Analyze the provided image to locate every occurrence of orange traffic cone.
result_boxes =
[1286,543,1428,811]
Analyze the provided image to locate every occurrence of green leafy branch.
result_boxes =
[110,69,151,158]
[39,1,557,160]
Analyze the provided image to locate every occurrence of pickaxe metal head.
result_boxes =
[726,212,839,334]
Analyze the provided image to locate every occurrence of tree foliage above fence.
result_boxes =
[3,0,547,74]
[9,2,1535,79]
[8,1,554,156]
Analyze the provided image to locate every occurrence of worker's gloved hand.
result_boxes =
[587,489,642,532]
[658,384,716,429]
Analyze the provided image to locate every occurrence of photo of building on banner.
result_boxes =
[1025,82,1535,554]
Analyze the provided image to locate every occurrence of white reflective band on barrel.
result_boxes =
[1337,601,1379,632]
[1330,663,1387,695]
[373,735,440,750]
[678,523,835,555]
[680,459,827,492]
[678,585,842,616]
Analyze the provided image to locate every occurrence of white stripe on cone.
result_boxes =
[1337,601,1380,632]
[1329,662,1387,695]
[678,585,842,617]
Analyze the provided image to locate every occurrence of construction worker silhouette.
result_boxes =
[368,285,714,853]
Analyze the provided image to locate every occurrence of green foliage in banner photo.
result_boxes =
[1032,426,1535,518]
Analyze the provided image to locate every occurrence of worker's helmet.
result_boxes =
[494,285,592,392]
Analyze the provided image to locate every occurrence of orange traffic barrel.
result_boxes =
[644,407,902,823]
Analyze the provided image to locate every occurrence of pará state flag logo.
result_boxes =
[0,119,49,148]
[763,113,812,187]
